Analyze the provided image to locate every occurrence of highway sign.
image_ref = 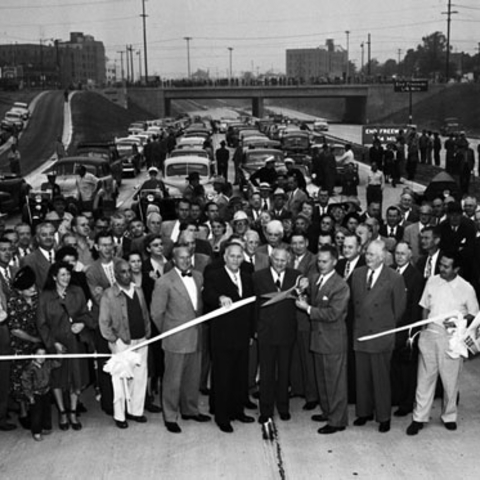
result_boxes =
[362,125,403,145]
[394,79,428,93]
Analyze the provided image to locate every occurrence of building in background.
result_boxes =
[0,32,106,89]
[286,39,347,83]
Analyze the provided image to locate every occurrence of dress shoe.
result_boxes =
[311,414,328,423]
[444,422,457,431]
[318,425,346,435]
[0,422,17,431]
[32,433,43,441]
[233,414,255,423]
[217,422,233,433]
[68,411,82,431]
[406,421,423,436]
[58,411,69,431]
[181,414,211,423]
[145,403,162,413]
[115,420,129,429]
[252,391,260,399]
[378,421,390,433]
[394,408,411,417]
[127,414,147,423]
[244,399,257,410]
[18,416,31,430]
[258,415,271,424]
[279,413,291,421]
[353,415,374,426]
[303,401,318,411]
[165,422,182,433]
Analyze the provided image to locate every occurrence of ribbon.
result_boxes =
[0,296,257,362]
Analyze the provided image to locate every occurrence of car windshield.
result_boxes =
[283,136,309,148]
[245,151,283,167]
[166,163,209,177]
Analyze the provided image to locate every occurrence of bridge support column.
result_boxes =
[164,97,171,117]
[343,97,367,124]
[252,97,264,118]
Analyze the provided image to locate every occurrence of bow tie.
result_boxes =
[181,271,193,277]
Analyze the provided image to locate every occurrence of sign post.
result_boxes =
[393,79,429,124]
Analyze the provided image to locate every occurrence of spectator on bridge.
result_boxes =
[433,132,442,167]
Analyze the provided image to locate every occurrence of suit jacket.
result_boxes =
[379,224,404,242]
[308,271,350,354]
[164,253,211,275]
[0,281,11,354]
[99,284,151,345]
[256,242,289,256]
[253,267,301,346]
[21,249,52,290]
[150,269,203,354]
[415,251,442,279]
[161,220,180,241]
[203,267,254,350]
[392,264,424,348]
[85,259,112,325]
[400,206,420,226]
[402,222,426,262]
[335,255,366,280]
[351,264,406,353]
[112,235,132,258]
[438,219,476,274]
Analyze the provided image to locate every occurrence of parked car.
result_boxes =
[75,142,123,186]
[13,102,30,120]
[313,119,329,132]
[0,173,31,214]
[177,136,206,149]
[43,156,119,210]
[1,111,24,131]
[440,117,462,137]
[281,131,312,172]
[163,156,216,198]
[169,148,209,159]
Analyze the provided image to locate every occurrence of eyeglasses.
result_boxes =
[150,243,163,247]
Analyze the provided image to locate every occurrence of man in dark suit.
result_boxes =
[402,203,433,263]
[110,212,132,258]
[296,245,350,434]
[415,226,442,280]
[286,173,309,217]
[379,206,404,242]
[351,239,406,433]
[151,245,210,434]
[390,241,424,416]
[335,233,365,404]
[253,247,301,423]
[21,222,56,290]
[288,232,318,409]
[203,242,255,433]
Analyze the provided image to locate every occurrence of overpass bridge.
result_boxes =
[128,85,370,123]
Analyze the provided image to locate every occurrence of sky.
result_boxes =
[1,0,479,79]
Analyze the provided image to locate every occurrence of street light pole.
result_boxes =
[184,37,192,79]
[345,30,350,83]
[117,51,125,82]
[137,50,142,83]
[442,0,458,81]
[360,42,364,74]
[228,47,233,86]
[140,0,149,85]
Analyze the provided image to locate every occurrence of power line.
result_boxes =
[0,0,121,9]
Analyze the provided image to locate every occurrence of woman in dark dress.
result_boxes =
[7,267,41,428]
[37,261,94,431]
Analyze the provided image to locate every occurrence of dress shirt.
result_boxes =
[101,261,116,286]
[39,247,55,264]
[397,263,409,275]
[344,255,360,279]
[293,253,306,270]
[170,220,181,242]
[118,282,136,299]
[270,268,285,289]
[367,264,383,289]
[225,266,242,297]
[175,267,198,310]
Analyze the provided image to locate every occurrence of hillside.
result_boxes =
[69,91,155,152]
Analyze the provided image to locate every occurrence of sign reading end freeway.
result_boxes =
[394,79,429,93]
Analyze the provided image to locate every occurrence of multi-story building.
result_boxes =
[286,39,347,82]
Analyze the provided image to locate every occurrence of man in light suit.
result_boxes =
[253,247,301,423]
[151,244,210,434]
[296,245,350,434]
[243,230,269,271]
[288,232,318,409]
[99,259,151,429]
[161,198,191,243]
[286,173,309,217]
[203,242,255,433]
[164,231,211,274]
[86,230,117,416]
[351,239,406,433]
[402,203,433,262]
[21,222,56,290]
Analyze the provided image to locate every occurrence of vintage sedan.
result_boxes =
[1,111,24,131]
[43,156,119,210]
[176,136,206,149]
[76,142,123,185]
[163,156,216,198]
[0,173,31,214]
[13,102,30,120]
[169,148,209,159]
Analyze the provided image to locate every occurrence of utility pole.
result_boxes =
[129,45,134,83]
[117,51,125,82]
[360,42,364,74]
[228,47,233,86]
[345,30,350,83]
[39,39,44,88]
[137,50,142,83]
[442,0,458,80]
[184,37,192,79]
[125,45,130,83]
[397,48,402,76]
[140,0,149,85]
[367,34,371,76]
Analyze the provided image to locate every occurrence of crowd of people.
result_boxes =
[1,131,480,446]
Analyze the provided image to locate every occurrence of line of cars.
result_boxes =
[0,101,30,145]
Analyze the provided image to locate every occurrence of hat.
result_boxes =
[186,171,200,181]
[229,196,243,205]
[295,212,310,223]
[264,156,276,165]
[220,140,226,146]
[447,201,462,214]
[284,157,294,164]
[148,166,159,174]
[233,211,249,222]
[259,182,271,190]
[273,187,286,197]
[213,175,226,184]
[12,266,36,291]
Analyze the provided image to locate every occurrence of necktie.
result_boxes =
[344,261,351,279]
[367,269,374,290]
[48,250,53,263]
[275,278,282,291]
[317,276,324,291]
[263,200,269,210]
[425,256,432,278]
[4,268,11,283]
[181,271,193,277]
[389,228,395,237]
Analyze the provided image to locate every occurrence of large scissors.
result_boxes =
[261,276,308,307]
